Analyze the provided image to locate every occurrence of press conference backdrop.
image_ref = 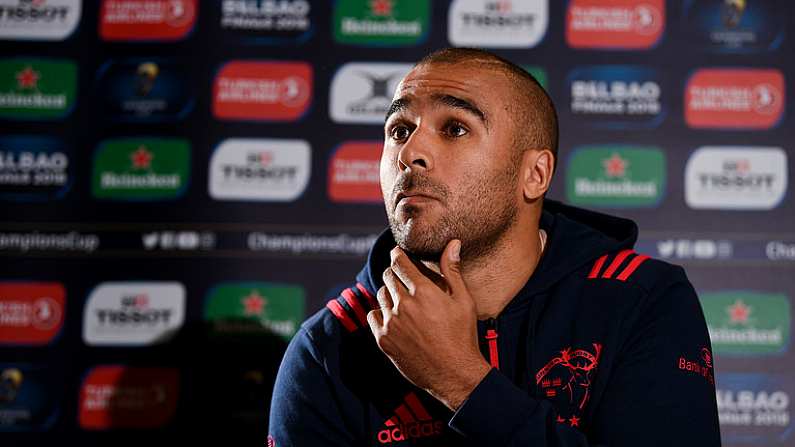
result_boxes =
[0,0,792,446]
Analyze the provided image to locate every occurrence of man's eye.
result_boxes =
[390,125,411,141]
[446,122,468,137]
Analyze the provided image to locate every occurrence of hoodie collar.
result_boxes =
[356,199,638,300]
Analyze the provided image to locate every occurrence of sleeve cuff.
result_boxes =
[448,368,541,444]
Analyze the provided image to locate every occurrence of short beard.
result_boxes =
[387,153,521,263]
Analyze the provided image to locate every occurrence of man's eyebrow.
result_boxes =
[385,98,410,123]
[432,93,488,127]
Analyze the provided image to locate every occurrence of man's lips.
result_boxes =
[395,191,438,208]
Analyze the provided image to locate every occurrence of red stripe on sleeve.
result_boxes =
[601,249,635,279]
[404,393,432,421]
[325,300,357,332]
[341,288,368,326]
[588,254,608,279]
[356,283,378,310]
[616,254,650,281]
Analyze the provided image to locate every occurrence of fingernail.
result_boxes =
[450,240,461,262]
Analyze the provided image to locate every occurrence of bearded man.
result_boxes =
[268,48,721,446]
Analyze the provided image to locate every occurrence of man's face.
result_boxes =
[381,61,523,261]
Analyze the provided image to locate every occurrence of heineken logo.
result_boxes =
[0,59,76,119]
[701,291,790,355]
[92,138,190,200]
[333,0,429,46]
[565,145,665,207]
[204,282,305,341]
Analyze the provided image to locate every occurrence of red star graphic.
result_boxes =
[495,0,512,13]
[727,299,751,324]
[259,152,273,167]
[130,146,153,170]
[16,66,40,90]
[370,0,393,16]
[602,153,628,178]
[242,290,266,316]
[569,416,580,427]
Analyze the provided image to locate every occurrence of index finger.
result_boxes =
[389,246,436,295]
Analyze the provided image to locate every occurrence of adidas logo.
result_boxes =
[376,393,444,444]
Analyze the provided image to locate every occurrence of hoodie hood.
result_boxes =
[356,199,638,298]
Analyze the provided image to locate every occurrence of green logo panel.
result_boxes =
[0,59,76,120]
[333,0,429,46]
[701,291,790,355]
[204,282,306,341]
[566,145,665,208]
[522,65,547,90]
[92,138,190,200]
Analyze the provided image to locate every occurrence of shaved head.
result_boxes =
[414,47,559,170]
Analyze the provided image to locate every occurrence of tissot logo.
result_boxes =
[328,141,382,203]
[682,0,785,52]
[0,0,81,41]
[0,58,76,120]
[685,147,787,210]
[700,291,790,355]
[0,282,65,345]
[79,366,179,429]
[220,0,312,42]
[209,138,310,202]
[83,282,185,346]
[99,0,197,41]
[716,373,793,444]
[447,0,548,48]
[566,0,664,49]
[213,60,312,121]
[0,135,72,201]
[567,66,663,128]
[685,68,785,129]
[329,62,411,124]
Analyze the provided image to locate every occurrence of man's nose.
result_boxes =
[397,126,433,172]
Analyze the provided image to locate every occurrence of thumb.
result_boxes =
[440,239,467,297]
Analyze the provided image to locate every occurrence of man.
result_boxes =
[269,48,721,446]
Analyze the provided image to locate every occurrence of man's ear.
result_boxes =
[521,149,555,201]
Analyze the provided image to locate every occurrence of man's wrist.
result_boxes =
[430,360,492,411]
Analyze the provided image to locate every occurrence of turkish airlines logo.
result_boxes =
[99,0,197,41]
[0,282,65,345]
[685,69,785,129]
[82,282,185,346]
[0,0,81,41]
[329,62,411,124]
[328,141,382,203]
[566,0,664,49]
[685,146,787,210]
[79,366,179,429]
[447,0,548,48]
[209,138,311,201]
[213,61,312,121]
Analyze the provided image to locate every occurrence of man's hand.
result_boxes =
[366,239,492,411]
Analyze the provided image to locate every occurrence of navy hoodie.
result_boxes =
[269,200,722,446]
